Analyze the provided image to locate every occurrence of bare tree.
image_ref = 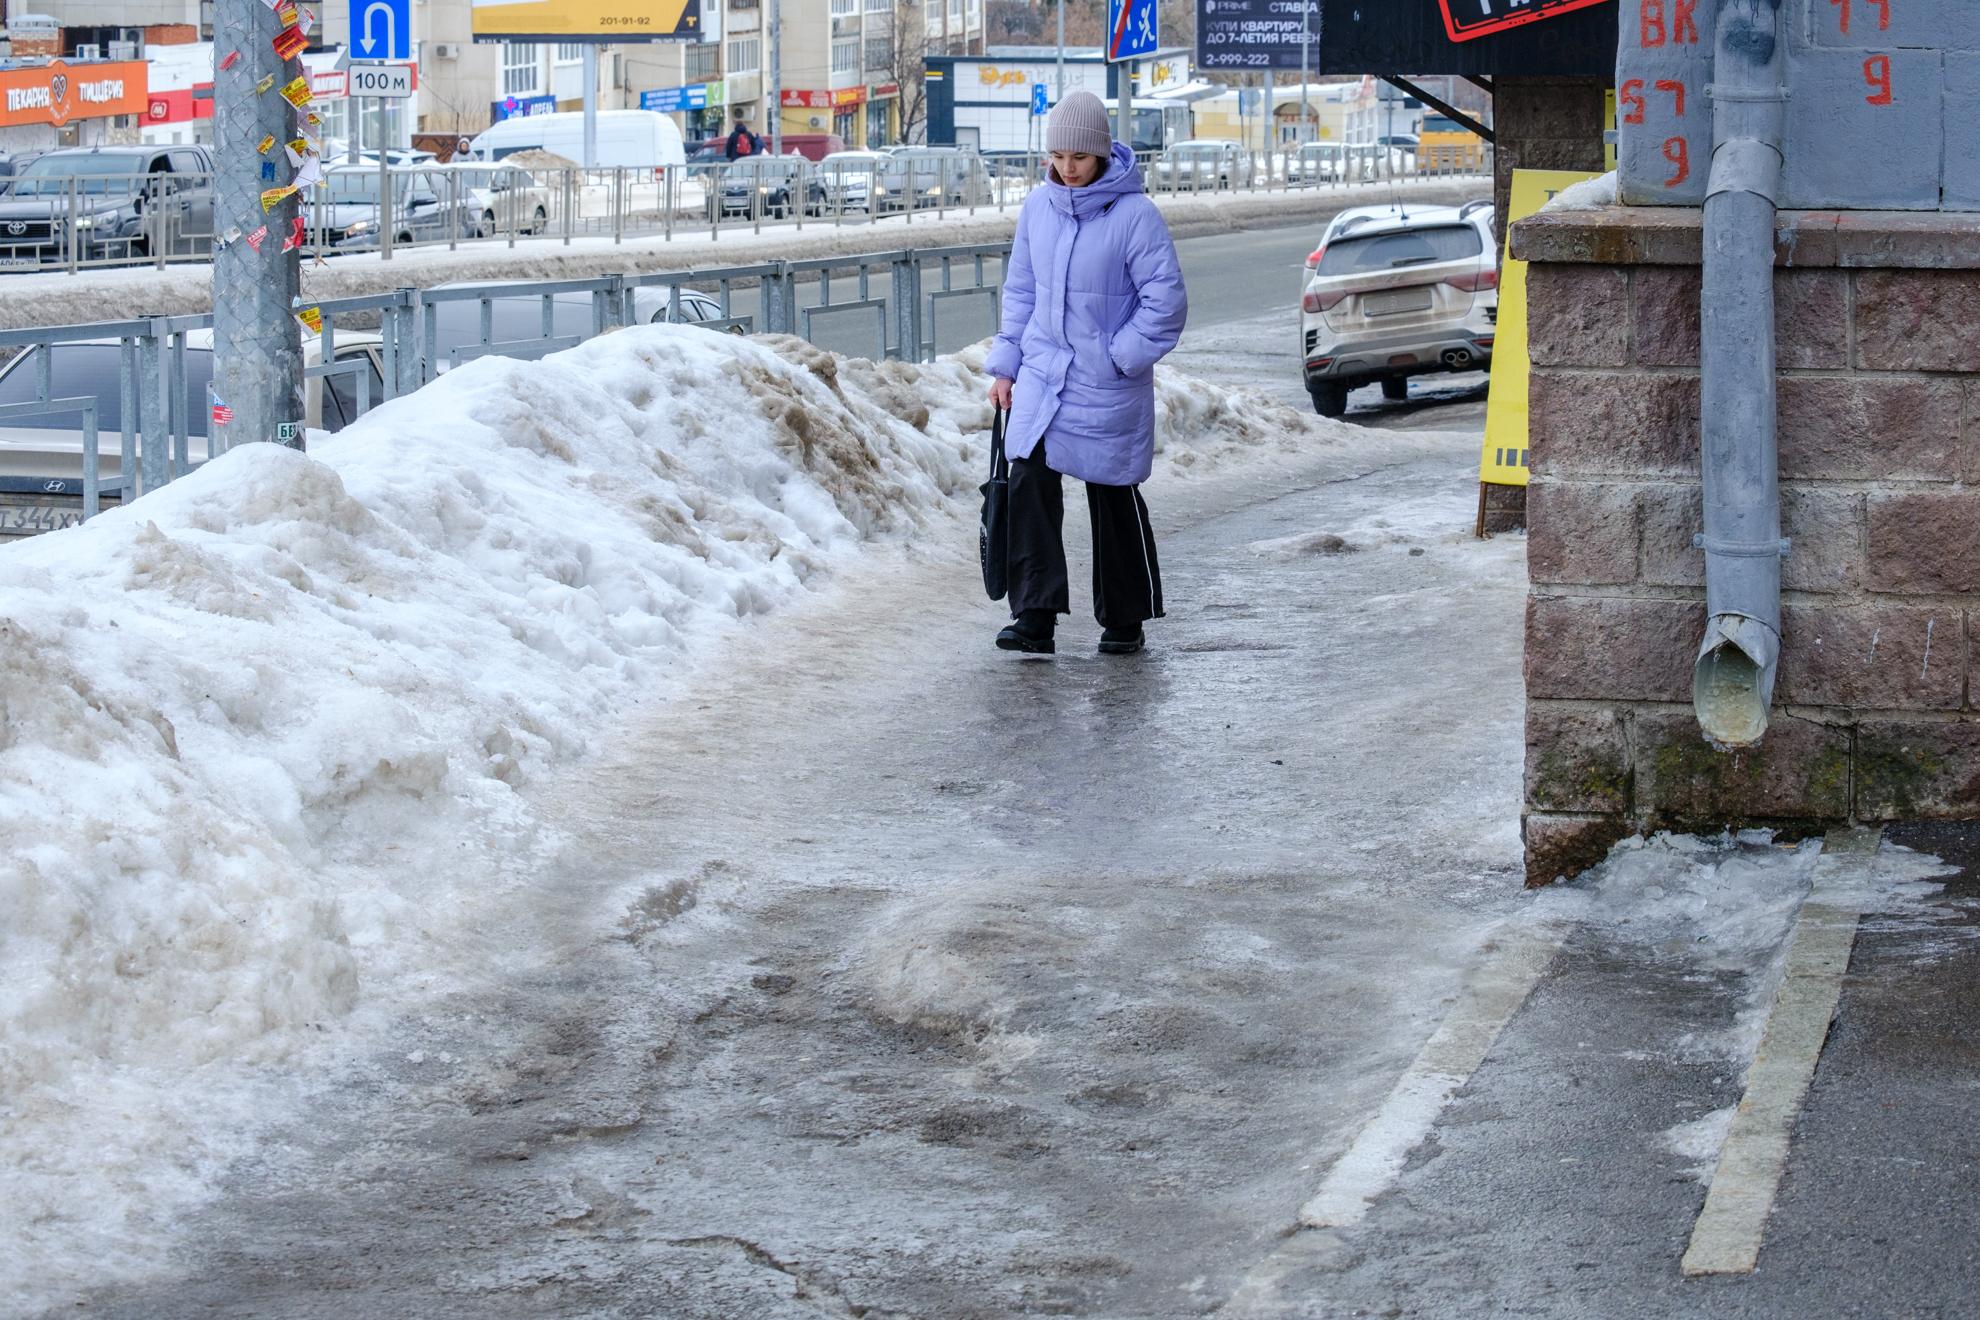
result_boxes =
[886,2,930,143]
[986,0,1042,40]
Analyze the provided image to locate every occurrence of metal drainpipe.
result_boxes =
[1693,0,1790,748]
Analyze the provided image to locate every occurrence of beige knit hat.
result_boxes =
[1045,90,1113,157]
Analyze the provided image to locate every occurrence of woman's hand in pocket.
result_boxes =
[989,377,1014,411]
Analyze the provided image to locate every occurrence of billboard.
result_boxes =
[1316,0,1615,76]
[1197,0,1320,72]
[469,0,705,42]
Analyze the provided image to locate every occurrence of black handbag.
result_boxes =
[979,407,1011,601]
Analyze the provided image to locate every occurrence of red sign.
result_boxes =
[780,87,865,109]
[0,59,149,128]
[1438,0,1612,43]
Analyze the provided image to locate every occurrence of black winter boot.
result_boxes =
[996,609,1057,655]
[1097,624,1145,655]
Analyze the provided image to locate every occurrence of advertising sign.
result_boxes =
[469,0,704,41]
[781,88,866,110]
[494,93,558,120]
[642,85,709,113]
[1197,0,1320,72]
[0,60,149,129]
[1439,0,1610,43]
[1479,169,1606,492]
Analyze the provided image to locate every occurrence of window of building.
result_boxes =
[865,0,890,12]
[865,35,891,69]
[554,43,584,63]
[830,0,860,16]
[502,43,541,97]
[728,37,760,73]
[832,39,859,74]
[686,42,721,82]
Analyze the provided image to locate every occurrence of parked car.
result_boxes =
[438,163,551,237]
[466,109,687,171]
[1298,200,1497,418]
[0,146,216,269]
[684,140,728,181]
[1151,140,1256,191]
[319,166,517,248]
[814,150,891,212]
[715,157,820,219]
[424,284,738,372]
[0,150,46,193]
[875,148,990,210]
[0,330,386,535]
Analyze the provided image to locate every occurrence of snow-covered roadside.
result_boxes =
[0,177,1490,331]
[0,325,1337,1307]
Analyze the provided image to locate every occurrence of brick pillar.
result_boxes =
[1490,76,1611,253]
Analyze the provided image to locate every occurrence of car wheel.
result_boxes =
[531,206,547,234]
[479,210,496,238]
[1310,382,1349,419]
[1381,377,1409,401]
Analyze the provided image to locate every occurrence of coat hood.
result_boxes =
[1045,141,1143,217]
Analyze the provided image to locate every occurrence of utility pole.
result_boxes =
[1056,0,1065,99]
[583,45,599,167]
[769,0,783,155]
[211,0,303,452]
[1299,1,1310,148]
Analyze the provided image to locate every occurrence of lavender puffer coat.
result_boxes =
[984,142,1188,487]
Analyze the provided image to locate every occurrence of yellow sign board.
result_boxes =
[469,0,702,41]
[1479,168,1606,489]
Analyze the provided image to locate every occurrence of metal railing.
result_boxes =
[0,242,1010,534]
[0,147,1492,275]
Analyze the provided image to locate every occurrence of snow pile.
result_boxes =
[0,324,1320,1303]
[1538,170,1619,213]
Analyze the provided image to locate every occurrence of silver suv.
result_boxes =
[1297,201,1497,418]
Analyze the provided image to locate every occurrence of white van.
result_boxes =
[466,110,686,171]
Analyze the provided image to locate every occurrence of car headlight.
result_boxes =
[345,218,374,235]
[73,212,117,231]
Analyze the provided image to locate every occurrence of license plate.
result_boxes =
[1363,288,1434,317]
[0,256,39,271]
[0,500,85,536]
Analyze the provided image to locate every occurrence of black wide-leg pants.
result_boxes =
[1006,442,1165,628]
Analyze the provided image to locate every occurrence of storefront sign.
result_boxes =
[493,93,558,120]
[641,84,710,112]
[780,87,866,109]
[0,60,149,129]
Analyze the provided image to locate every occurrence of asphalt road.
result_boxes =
[794,223,1493,434]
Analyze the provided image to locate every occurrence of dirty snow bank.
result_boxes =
[0,325,1324,1305]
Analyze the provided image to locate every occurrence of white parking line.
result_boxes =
[1297,927,1560,1229]
[1680,896,1861,1276]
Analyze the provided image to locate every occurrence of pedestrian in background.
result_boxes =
[986,90,1188,656]
[724,113,763,161]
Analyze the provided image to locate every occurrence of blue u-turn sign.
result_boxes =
[350,0,413,61]
[1032,84,1050,116]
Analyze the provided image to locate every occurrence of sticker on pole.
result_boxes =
[1107,0,1158,62]
[1438,0,1610,44]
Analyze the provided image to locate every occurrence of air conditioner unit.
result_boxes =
[808,114,825,129]
[432,42,461,58]
[74,43,102,59]
[107,40,138,59]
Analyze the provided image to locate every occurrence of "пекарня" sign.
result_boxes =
[1439,0,1612,44]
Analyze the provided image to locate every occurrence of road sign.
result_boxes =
[350,0,413,62]
[349,63,415,98]
[642,84,711,113]
[1106,0,1158,63]
[1031,83,1049,116]
[1197,0,1319,72]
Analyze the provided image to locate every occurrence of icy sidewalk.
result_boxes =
[0,324,1344,1308]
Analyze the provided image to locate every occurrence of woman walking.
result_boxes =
[985,90,1188,656]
